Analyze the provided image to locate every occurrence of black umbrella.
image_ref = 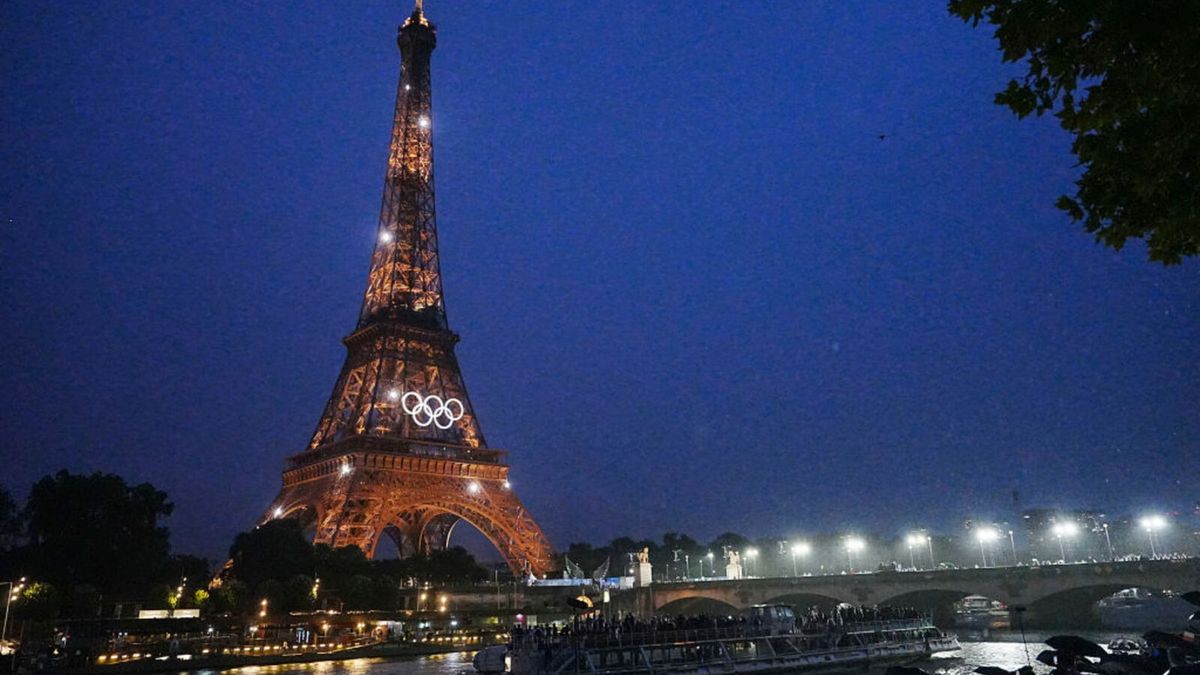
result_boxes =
[1164,665,1200,675]
[1179,591,1200,607]
[1037,649,1059,666]
[974,667,1012,675]
[1144,630,1195,651]
[1046,635,1108,658]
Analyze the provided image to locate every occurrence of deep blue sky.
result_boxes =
[3,1,1196,562]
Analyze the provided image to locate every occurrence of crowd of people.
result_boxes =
[510,604,930,649]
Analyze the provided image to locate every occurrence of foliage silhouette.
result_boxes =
[949,0,1200,263]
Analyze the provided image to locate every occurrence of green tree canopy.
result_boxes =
[949,0,1200,263]
[23,470,173,593]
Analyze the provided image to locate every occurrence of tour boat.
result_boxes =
[473,605,960,675]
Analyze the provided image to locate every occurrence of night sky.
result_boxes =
[3,1,1196,563]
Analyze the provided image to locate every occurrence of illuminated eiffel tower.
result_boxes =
[261,1,554,576]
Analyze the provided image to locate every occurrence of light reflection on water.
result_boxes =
[174,640,1108,675]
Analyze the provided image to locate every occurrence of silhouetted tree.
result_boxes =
[708,532,749,556]
[949,0,1200,263]
[227,518,315,588]
[23,470,173,593]
[162,554,211,586]
[314,542,372,589]
[211,578,252,614]
[0,486,20,551]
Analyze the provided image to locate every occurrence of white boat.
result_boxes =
[474,605,959,675]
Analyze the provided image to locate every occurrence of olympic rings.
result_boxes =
[399,391,465,430]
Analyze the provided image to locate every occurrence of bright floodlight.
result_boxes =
[905,533,925,547]
[339,463,352,476]
[502,479,511,489]
[844,537,865,553]
[791,542,812,556]
[1052,521,1080,537]
[974,527,999,543]
[467,481,481,494]
[418,116,430,129]
[745,547,759,559]
[387,389,400,400]
[379,231,393,243]
[273,506,284,518]
[1140,515,1168,531]
[706,551,715,560]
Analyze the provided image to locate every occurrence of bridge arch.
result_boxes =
[1022,583,1173,628]
[658,596,742,617]
[763,592,847,612]
[878,588,979,628]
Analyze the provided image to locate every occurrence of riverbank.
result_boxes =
[58,642,472,674]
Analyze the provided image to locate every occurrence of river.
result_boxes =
[169,636,1127,675]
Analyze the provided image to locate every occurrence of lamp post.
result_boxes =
[2,577,27,643]
[790,542,811,577]
[1051,521,1079,562]
[904,534,924,570]
[744,548,759,577]
[926,535,934,568]
[705,551,714,578]
[974,527,999,567]
[1101,523,1114,561]
[844,537,865,572]
[1139,515,1167,558]
[1007,530,1017,566]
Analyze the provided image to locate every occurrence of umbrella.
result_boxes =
[1144,630,1195,651]
[1179,591,1200,607]
[1164,666,1200,675]
[1046,635,1107,658]
[1037,649,1059,666]
[974,667,1012,675]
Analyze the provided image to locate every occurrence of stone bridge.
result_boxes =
[609,559,1200,628]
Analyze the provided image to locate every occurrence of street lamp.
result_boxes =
[904,534,924,570]
[790,542,811,577]
[744,548,759,577]
[2,577,27,642]
[1007,530,1017,566]
[1139,515,1168,557]
[705,551,714,578]
[1101,523,1115,561]
[974,527,999,567]
[259,598,268,619]
[1051,521,1079,562]
[844,537,865,572]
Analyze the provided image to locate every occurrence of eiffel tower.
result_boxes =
[261,1,554,576]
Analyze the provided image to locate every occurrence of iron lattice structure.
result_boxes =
[261,3,554,577]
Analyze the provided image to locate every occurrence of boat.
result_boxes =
[473,604,959,675]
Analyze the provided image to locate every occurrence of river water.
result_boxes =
[170,637,1108,675]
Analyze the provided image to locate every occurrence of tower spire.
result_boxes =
[360,0,439,328]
